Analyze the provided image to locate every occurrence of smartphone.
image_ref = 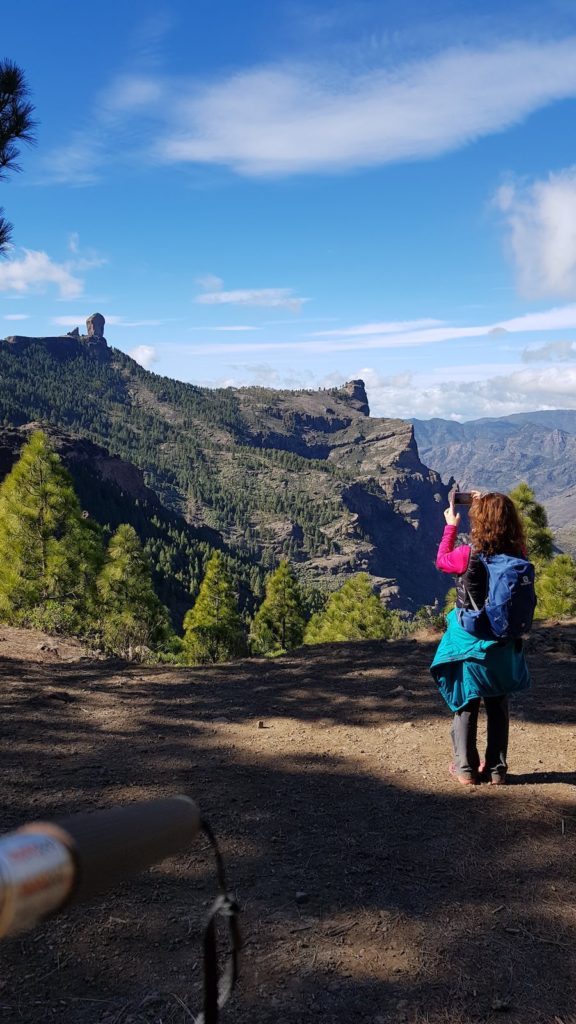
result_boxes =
[448,485,471,505]
[454,491,474,506]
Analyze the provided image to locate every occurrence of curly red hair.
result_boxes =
[469,492,526,557]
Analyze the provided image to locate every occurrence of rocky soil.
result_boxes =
[0,624,575,1024]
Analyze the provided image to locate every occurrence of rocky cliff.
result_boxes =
[156,377,452,606]
[0,328,453,609]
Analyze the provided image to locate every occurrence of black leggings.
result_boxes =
[451,696,509,779]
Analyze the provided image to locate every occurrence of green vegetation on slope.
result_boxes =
[0,343,349,564]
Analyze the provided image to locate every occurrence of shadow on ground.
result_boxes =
[0,624,575,1023]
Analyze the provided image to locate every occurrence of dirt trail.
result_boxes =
[0,624,575,1024]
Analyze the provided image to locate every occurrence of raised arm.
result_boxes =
[436,503,471,575]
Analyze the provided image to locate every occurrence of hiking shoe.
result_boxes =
[489,773,507,786]
[479,761,507,785]
[449,762,477,786]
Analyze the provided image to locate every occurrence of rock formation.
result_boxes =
[86,312,106,343]
[2,313,108,355]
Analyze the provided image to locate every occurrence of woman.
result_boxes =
[430,492,531,786]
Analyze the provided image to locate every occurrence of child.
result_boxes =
[430,492,531,786]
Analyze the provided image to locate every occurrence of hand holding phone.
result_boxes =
[449,486,477,506]
[454,491,473,506]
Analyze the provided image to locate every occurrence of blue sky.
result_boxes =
[4,0,576,419]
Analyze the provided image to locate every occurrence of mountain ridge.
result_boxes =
[0,324,452,610]
[412,411,576,552]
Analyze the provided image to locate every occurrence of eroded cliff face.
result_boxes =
[225,380,452,607]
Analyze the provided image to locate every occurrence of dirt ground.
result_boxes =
[0,623,575,1024]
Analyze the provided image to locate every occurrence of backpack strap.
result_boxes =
[463,586,480,613]
[461,549,487,613]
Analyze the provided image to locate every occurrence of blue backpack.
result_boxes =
[457,552,536,640]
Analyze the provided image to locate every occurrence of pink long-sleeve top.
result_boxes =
[435,524,471,576]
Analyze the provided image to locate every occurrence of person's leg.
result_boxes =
[484,696,509,783]
[450,699,481,782]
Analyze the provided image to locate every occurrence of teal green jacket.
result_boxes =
[430,609,531,712]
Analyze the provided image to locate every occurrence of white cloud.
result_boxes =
[4,313,29,321]
[129,345,157,368]
[522,340,576,362]
[188,359,575,421]
[495,167,576,299]
[157,38,576,176]
[0,251,84,299]
[498,304,576,332]
[195,287,308,311]
[364,364,576,420]
[40,37,576,184]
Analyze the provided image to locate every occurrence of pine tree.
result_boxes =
[536,554,576,619]
[0,61,37,254]
[0,431,103,631]
[249,560,306,655]
[509,482,554,562]
[182,550,245,664]
[97,523,173,659]
[304,573,392,644]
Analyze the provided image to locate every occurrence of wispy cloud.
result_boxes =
[189,325,259,332]
[313,317,445,337]
[129,345,157,368]
[52,315,164,329]
[100,74,165,113]
[195,274,224,292]
[38,73,167,186]
[40,36,576,183]
[3,313,30,321]
[119,319,165,328]
[263,316,339,325]
[195,275,308,311]
[40,136,107,187]
[175,304,576,356]
[158,38,576,176]
[495,167,576,299]
[196,288,307,311]
[52,316,100,328]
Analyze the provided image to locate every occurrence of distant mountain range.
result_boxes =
[0,323,453,614]
[412,412,576,552]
